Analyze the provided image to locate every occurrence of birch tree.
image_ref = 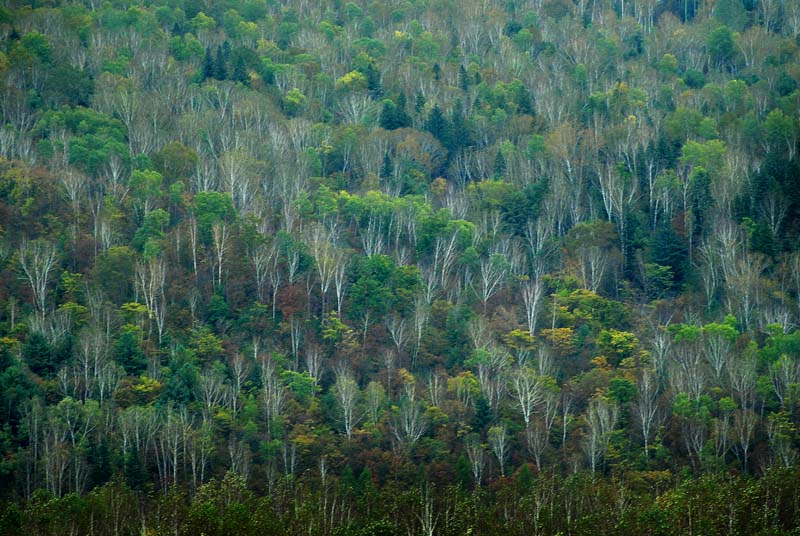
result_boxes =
[333,367,362,439]
[18,239,59,318]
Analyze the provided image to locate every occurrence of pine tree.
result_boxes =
[364,62,382,96]
[494,148,506,178]
[455,455,472,488]
[21,331,54,377]
[449,99,471,151]
[414,92,425,115]
[379,100,398,130]
[650,223,686,283]
[124,450,148,491]
[380,153,393,179]
[214,45,227,80]
[459,64,470,92]
[689,167,712,238]
[231,55,248,85]
[395,92,410,128]
[515,83,534,114]
[472,396,492,432]
[114,330,146,375]
[425,104,449,148]
[202,47,214,81]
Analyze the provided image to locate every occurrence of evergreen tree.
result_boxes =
[414,92,425,115]
[395,92,410,128]
[751,221,777,257]
[214,45,227,80]
[21,332,54,377]
[493,148,506,178]
[472,396,492,433]
[689,167,712,238]
[363,62,382,96]
[114,331,146,376]
[380,152,393,178]
[202,47,214,81]
[379,100,398,130]
[650,223,686,283]
[232,55,249,85]
[459,64,470,92]
[515,83,534,114]
[425,104,449,148]
[124,450,148,491]
[448,99,471,151]
[455,455,472,488]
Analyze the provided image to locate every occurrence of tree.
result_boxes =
[488,424,509,477]
[521,276,545,337]
[214,45,227,80]
[307,224,345,315]
[564,221,619,293]
[114,329,146,376]
[771,354,800,408]
[391,390,428,454]
[474,253,510,312]
[129,169,164,218]
[211,221,230,289]
[259,357,286,439]
[18,239,59,319]
[633,368,661,455]
[202,47,214,81]
[425,105,450,149]
[464,434,486,487]
[135,257,167,343]
[708,26,737,71]
[583,396,618,473]
[250,241,277,304]
[596,162,638,265]
[22,331,55,377]
[510,367,544,426]
[702,317,738,382]
[333,368,362,440]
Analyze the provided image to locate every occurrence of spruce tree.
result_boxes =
[494,148,506,178]
[459,64,470,92]
[449,99,471,151]
[379,100,398,130]
[21,331,54,377]
[425,104,449,147]
[232,55,248,85]
[214,45,227,80]
[202,47,214,81]
[380,153,393,178]
[395,92,410,128]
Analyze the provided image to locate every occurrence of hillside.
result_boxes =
[1,0,800,534]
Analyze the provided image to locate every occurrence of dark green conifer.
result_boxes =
[214,45,227,80]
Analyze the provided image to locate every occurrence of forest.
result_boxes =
[0,0,800,534]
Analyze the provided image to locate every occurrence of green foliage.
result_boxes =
[609,377,636,404]
[2,0,800,528]
[21,332,56,377]
[283,88,306,116]
[708,26,737,69]
[193,191,235,241]
[114,328,146,375]
[36,107,128,176]
[596,329,639,367]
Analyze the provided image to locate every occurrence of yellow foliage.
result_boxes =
[540,327,575,353]
[397,368,415,385]
[336,70,368,90]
